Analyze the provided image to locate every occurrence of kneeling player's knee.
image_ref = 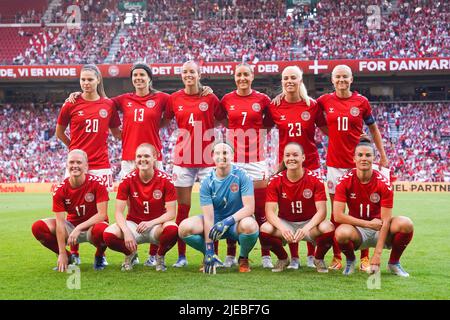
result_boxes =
[239,217,258,234]
[320,221,335,234]
[178,220,192,238]
[334,226,351,243]
[260,222,272,234]
[396,216,414,233]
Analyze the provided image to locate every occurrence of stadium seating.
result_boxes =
[0,0,47,23]
[0,102,448,183]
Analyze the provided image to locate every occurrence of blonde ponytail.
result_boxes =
[299,82,310,106]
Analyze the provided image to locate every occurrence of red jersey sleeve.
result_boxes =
[116,178,130,201]
[262,94,275,128]
[314,100,327,128]
[164,178,177,202]
[95,181,110,203]
[362,97,375,125]
[313,178,327,202]
[380,183,394,209]
[212,94,226,121]
[266,177,280,202]
[57,102,71,127]
[111,95,123,111]
[52,187,66,213]
[109,105,121,128]
[333,180,348,203]
[164,95,175,120]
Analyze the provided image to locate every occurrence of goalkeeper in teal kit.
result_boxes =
[178,141,259,274]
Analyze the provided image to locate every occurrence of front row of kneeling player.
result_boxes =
[31,138,413,276]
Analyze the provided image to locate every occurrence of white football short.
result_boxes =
[234,161,268,181]
[64,220,108,244]
[327,165,391,194]
[64,168,113,192]
[126,220,159,245]
[172,165,213,187]
[280,218,315,245]
[355,226,392,250]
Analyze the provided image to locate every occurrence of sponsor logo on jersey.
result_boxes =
[280,115,286,121]
[146,100,155,108]
[252,103,261,112]
[153,190,162,200]
[132,192,139,198]
[350,107,360,116]
[282,192,287,199]
[127,102,133,107]
[350,193,357,199]
[178,105,183,111]
[370,193,380,203]
[301,111,311,121]
[328,107,334,113]
[108,65,120,77]
[199,102,209,111]
[78,111,84,116]
[327,180,334,190]
[99,109,108,118]
[303,189,312,199]
[230,183,239,193]
[229,105,235,111]
[65,199,71,205]
[84,193,94,202]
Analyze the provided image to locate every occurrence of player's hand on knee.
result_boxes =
[367,218,383,231]
[209,216,235,241]
[124,232,137,252]
[294,228,308,242]
[281,228,295,243]
[68,228,80,246]
[136,221,153,234]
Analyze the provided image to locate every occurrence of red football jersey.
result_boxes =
[52,174,109,226]
[116,169,177,224]
[334,168,393,220]
[221,90,273,162]
[165,90,225,167]
[317,92,375,168]
[268,98,326,170]
[112,92,169,161]
[266,169,327,222]
[57,97,121,170]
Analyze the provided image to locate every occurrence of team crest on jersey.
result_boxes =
[370,193,380,203]
[199,102,209,111]
[252,103,261,112]
[303,189,312,199]
[327,180,334,190]
[99,109,108,118]
[146,100,155,108]
[350,107,360,117]
[230,183,239,193]
[301,111,311,121]
[84,193,94,202]
[153,190,162,200]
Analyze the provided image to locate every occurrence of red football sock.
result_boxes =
[149,244,159,256]
[32,220,70,256]
[360,248,369,259]
[307,241,315,256]
[90,223,108,257]
[175,204,190,257]
[226,238,236,256]
[314,231,334,260]
[70,243,79,256]
[254,187,267,226]
[260,232,288,260]
[389,231,413,264]
[338,240,356,261]
[288,242,299,259]
[157,225,178,256]
[331,216,342,259]
[103,232,132,256]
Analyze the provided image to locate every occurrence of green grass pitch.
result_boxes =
[0,192,449,300]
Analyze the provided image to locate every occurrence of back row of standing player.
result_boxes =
[55,61,389,271]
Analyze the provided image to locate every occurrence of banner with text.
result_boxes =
[0,57,448,80]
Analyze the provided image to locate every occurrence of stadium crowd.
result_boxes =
[1,101,448,183]
[5,0,449,65]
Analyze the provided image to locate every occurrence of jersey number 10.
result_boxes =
[337,117,348,131]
